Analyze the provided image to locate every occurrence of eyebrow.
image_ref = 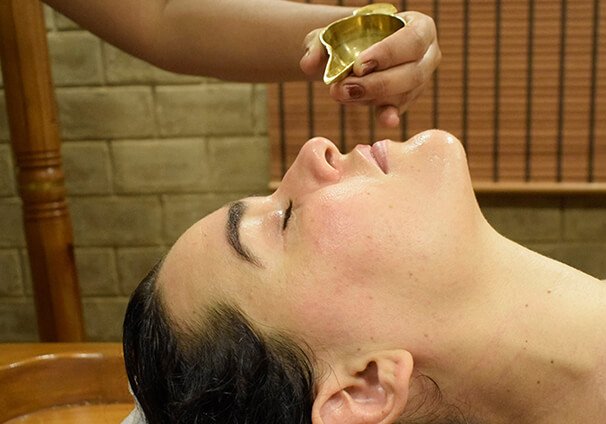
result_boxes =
[226,201,262,267]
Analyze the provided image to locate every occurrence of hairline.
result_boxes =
[151,255,318,368]
[126,259,471,423]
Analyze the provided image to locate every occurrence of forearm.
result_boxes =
[43,0,352,81]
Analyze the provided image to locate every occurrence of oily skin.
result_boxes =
[157,130,606,423]
[158,129,484,352]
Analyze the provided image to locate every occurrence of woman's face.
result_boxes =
[159,130,484,353]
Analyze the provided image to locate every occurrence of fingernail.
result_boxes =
[345,84,364,99]
[360,60,378,76]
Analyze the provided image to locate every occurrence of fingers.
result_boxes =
[330,42,439,103]
[299,28,328,79]
[353,11,437,77]
[327,10,440,128]
[376,106,401,128]
[375,82,428,127]
[301,11,440,128]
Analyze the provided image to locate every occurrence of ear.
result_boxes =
[312,350,413,424]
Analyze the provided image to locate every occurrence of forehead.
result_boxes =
[157,207,236,324]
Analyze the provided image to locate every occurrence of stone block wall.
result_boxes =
[0,7,604,342]
[0,8,268,342]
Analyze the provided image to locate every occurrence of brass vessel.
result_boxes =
[320,3,406,84]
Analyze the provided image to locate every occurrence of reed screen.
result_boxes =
[268,0,606,189]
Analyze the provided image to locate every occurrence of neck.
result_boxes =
[414,230,606,423]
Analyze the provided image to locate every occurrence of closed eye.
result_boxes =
[282,200,293,231]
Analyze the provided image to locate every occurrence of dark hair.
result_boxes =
[123,263,475,424]
[123,262,316,424]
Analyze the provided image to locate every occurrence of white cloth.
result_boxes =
[122,384,147,424]
[121,407,147,424]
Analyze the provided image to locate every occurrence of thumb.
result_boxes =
[299,28,328,79]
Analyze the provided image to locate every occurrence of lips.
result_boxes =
[370,140,389,174]
[355,141,389,174]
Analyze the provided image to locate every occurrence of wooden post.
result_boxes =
[0,0,84,341]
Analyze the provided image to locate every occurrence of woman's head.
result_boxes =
[124,130,485,423]
[123,262,316,423]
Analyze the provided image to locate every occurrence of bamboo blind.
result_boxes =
[268,0,606,191]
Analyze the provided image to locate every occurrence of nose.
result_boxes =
[278,137,341,198]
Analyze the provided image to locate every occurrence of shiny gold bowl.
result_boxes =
[320,4,406,84]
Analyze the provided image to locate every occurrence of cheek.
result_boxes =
[308,201,358,255]
[280,193,391,343]
[285,270,382,347]
[302,192,388,272]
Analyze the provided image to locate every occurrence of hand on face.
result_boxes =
[299,11,441,128]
